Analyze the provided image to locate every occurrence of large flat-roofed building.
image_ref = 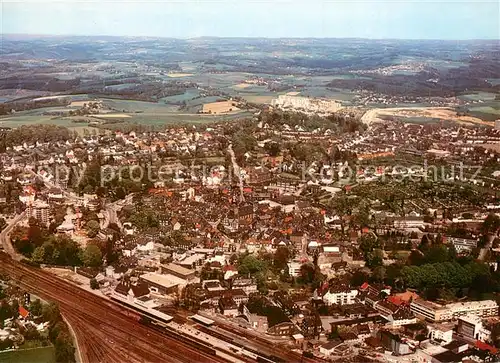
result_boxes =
[448,237,478,253]
[178,254,205,269]
[446,300,498,319]
[457,315,491,341]
[410,299,449,322]
[139,273,187,295]
[322,286,358,306]
[27,199,50,225]
[411,298,498,322]
[160,263,196,281]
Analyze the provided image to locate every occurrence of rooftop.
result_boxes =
[161,263,195,277]
[140,273,185,288]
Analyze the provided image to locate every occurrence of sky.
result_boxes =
[1,0,499,39]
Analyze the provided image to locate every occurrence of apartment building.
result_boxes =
[322,286,358,306]
[457,315,491,342]
[447,300,498,319]
[287,261,302,277]
[448,237,478,253]
[411,298,498,322]
[27,199,50,225]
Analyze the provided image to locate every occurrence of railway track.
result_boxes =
[0,253,227,363]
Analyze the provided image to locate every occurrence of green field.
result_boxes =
[0,95,256,129]
[469,106,500,115]
[120,111,254,125]
[459,92,498,102]
[102,98,179,113]
[0,346,55,363]
[0,115,78,128]
[487,79,500,86]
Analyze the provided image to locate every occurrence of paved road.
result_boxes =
[100,195,133,230]
[0,211,26,260]
[478,234,495,261]
[228,143,245,203]
[26,168,83,203]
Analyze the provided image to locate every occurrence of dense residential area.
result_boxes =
[0,104,499,362]
[0,8,499,359]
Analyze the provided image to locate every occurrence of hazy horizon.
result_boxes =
[2,0,499,40]
[2,34,500,42]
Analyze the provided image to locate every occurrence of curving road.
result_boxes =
[0,211,26,260]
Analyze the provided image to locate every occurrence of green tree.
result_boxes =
[85,220,100,238]
[42,302,61,325]
[424,245,450,264]
[328,194,352,235]
[328,325,340,340]
[299,263,324,288]
[129,208,159,231]
[353,200,371,231]
[90,278,99,290]
[264,141,281,157]
[273,246,290,272]
[491,322,500,348]
[372,266,386,282]
[350,270,370,287]
[54,331,76,363]
[238,254,266,275]
[32,246,46,264]
[0,301,12,327]
[359,234,382,267]
[81,244,102,268]
[10,299,19,319]
[482,214,500,235]
[24,324,41,341]
[29,299,43,317]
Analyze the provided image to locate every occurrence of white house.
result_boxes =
[288,261,302,277]
[457,315,491,342]
[319,340,342,357]
[427,323,454,344]
[322,286,358,306]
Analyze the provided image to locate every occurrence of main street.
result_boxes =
[0,253,227,363]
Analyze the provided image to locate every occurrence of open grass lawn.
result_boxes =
[0,345,55,363]
[459,92,498,102]
[101,98,178,113]
[0,90,256,129]
[469,106,500,115]
[239,95,276,104]
[123,110,253,125]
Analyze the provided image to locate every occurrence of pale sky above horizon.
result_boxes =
[1,0,499,40]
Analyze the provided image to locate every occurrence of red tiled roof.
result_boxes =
[318,281,329,295]
[393,291,419,303]
[19,306,29,319]
[360,282,369,290]
[475,340,498,354]
[387,295,404,306]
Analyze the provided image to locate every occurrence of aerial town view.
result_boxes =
[0,0,499,362]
